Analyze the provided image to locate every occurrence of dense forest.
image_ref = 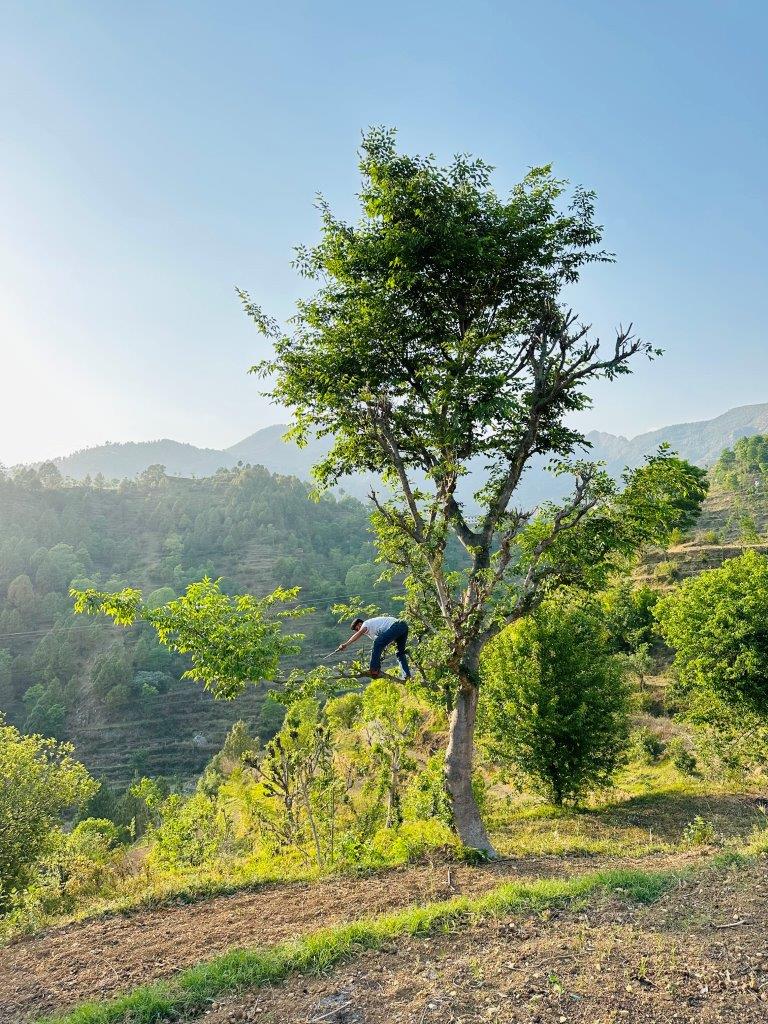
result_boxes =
[0,460,394,781]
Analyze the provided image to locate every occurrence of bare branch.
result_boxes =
[369,402,427,541]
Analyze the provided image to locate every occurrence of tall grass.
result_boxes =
[37,867,676,1024]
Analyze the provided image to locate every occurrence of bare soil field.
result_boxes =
[204,858,768,1024]
[0,852,651,1024]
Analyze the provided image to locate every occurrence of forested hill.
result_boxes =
[0,464,392,783]
[20,401,768,507]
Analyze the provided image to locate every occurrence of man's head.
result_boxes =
[351,617,364,632]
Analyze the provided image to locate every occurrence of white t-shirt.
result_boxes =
[362,615,398,641]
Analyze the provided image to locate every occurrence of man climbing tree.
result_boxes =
[242,128,706,854]
[341,614,411,680]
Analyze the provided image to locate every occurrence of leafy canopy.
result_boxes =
[71,578,310,699]
[655,549,768,713]
[248,127,641,499]
[0,717,97,906]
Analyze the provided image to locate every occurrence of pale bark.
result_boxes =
[444,680,496,856]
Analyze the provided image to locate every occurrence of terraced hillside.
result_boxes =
[0,465,394,783]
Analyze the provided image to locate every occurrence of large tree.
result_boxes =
[243,129,705,852]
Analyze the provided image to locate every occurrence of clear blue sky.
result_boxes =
[1,0,766,465]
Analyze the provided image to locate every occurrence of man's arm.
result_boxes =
[340,627,367,651]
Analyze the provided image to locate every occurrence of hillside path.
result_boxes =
[0,852,693,1024]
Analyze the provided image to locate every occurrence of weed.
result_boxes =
[682,815,716,846]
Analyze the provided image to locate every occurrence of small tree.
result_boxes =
[246,698,342,867]
[331,678,426,830]
[479,598,630,805]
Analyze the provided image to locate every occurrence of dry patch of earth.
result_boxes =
[204,858,768,1024]
[0,853,651,1024]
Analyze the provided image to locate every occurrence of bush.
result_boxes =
[599,582,659,655]
[370,820,459,864]
[149,792,226,868]
[653,560,677,581]
[656,550,768,714]
[0,718,97,909]
[401,753,452,825]
[69,817,125,853]
[636,690,666,717]
[668,737,698,775]
[633,727,666,763]
[479,598,631,806]
[682,815,716,847]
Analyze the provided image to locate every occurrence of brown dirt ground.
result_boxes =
[204,857,768,1024]
[0,853,669,1024]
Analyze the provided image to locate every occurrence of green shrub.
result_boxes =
[480,598,631,806]
[656,550,768,714]
[653,560,677,581]
[682,815,716,847]
[668,737,698,775]
[633,727,666,763]
[370,820,459,864]
[0,718,96,910]
[599,582,659,655]
[636,690,666,717]
[149,793,227,868]
[401,753,452,824]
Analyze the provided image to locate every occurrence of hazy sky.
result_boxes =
[1,1,766,466]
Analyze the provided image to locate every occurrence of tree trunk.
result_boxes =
[445,680,496,856]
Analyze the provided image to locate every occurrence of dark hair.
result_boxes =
[351,617,364,631]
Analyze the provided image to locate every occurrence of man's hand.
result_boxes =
[339,642,347,651]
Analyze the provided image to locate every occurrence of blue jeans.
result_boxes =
[370,620,410,678]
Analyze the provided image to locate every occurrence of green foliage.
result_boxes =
[149,793,226,868]
[655,550,768,713]
[249,129,617,491]
[72,578,309,699]
[617,449,708,535]
[738,513,761,543]
[682,815,716,847]
[0,717,97,909]
[653,559,677,581]
[713,434,768,490]
[599,581,659,654]
[369,820,459,862]
[340,677,426,829]
[668,737,698,775]
[633,727,666,763]
[479,598,631,805]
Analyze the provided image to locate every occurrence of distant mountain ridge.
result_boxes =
[21,402,768,505]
